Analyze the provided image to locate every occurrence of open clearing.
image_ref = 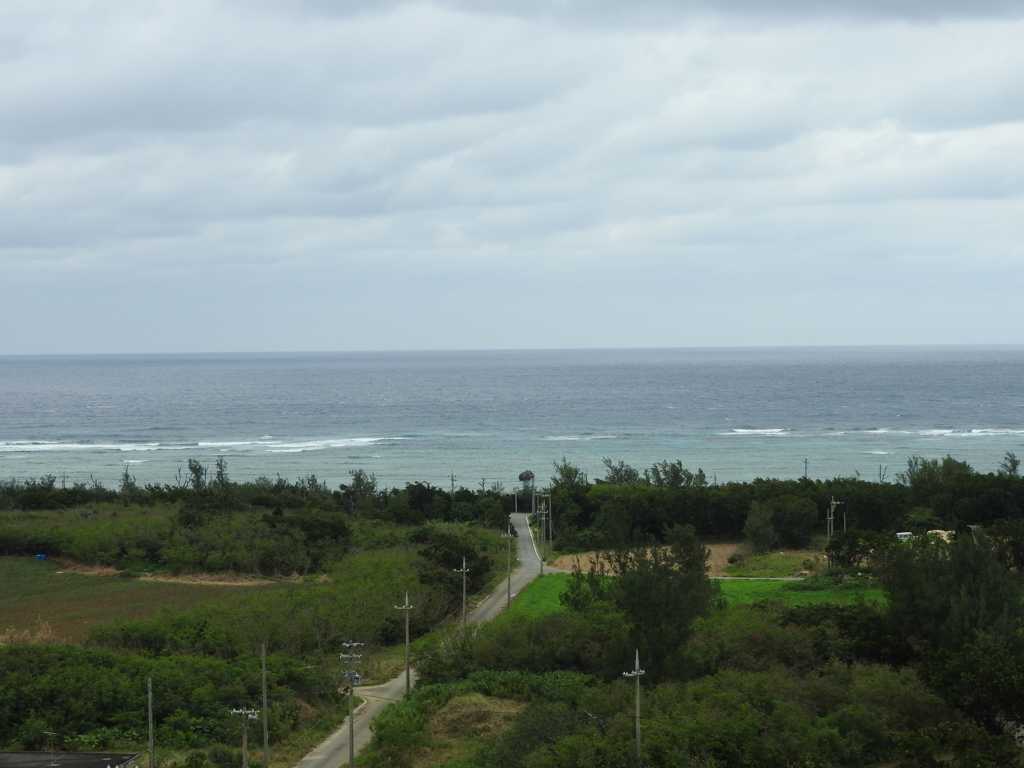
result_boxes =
[552,541,745,577]
[552,541,823,578]
[0,556,288,642]
[507,572,885,618]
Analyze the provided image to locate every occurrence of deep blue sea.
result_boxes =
[1,347,1023,491]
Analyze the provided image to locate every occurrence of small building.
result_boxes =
[895,532,913,543]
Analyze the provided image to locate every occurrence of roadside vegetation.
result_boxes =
[369,528,1021,766]
[0,460,510,767]
[2,451,1024,766]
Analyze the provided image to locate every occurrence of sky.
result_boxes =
[2,0,1023,354]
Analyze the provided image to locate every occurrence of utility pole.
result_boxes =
[544,498,550,561]
[537,499,544,576]
[454,557,469,625]
[534,493,552,566]
[546,496,553,560]
[147,679,154,768]
[623,650,645,763]
[804,458,809,478]
[230,709,258,768]
[44,732,56,767]
[340,642,364,768]
[826,496,844,543]
[395,593,413,691]
[450,471,456,495]
[501,520,514,607]
[261,644,269,768]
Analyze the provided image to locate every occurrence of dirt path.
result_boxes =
[551,541,743,577]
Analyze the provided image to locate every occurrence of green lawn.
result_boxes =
[718,578,886,606]
[506,573,569,617]
[505,573,885,619]
[0,556,284,641]
[723,550,823,578]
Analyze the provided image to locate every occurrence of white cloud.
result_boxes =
[0,1,1022,352]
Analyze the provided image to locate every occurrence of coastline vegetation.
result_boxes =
[2,452,1024,765]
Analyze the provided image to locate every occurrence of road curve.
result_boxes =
[294,512,545,768]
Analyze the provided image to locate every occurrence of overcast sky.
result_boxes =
[2,0,1023,354]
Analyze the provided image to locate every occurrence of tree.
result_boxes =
[645,460,707,488]
[896,455,975,488]
[213,456,230,493]
[990,518,1024,573]
[120,465,139,505]
[550,458,589,492]
[187,459,207,491]
[744,496,818,553]
[587,484,671,546]
[768,495,818,548]
[338,469,377,513]
[917,641,1024,734]
[743,502,776,554]
[998,451,1021,478]
[825,528,885,568]
[600,458,641,485]
[561,524,722,682]
[876,531,1024,653]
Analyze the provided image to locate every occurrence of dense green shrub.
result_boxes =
[0,644,325,750]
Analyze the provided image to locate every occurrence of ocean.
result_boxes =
[1,346,1022,491]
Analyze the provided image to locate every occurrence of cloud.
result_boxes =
[0,1,1022,352]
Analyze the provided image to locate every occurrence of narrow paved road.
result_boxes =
[294,513,544,768]
[468,512,550,624]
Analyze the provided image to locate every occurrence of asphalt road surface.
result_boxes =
[294,512,546,768]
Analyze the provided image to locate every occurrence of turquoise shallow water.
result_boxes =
[1,346,1022,490]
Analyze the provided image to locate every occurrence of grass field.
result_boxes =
[718,578,886,606]
[723,550,823,578]
[506,573,568,617]
[0,556,287,641]
[505,573,885,619]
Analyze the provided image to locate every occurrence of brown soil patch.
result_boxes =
[430,693,527,740]
[52,560,118,577]
[295,698,320,724]
[551,541,743,577]
[138,572,278,586]
[705,542,745,577]
[52,558,291,586]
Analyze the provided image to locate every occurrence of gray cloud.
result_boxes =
[1,1,1022,353]
[266,0,1024,23]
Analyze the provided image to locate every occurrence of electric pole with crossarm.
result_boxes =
[395,593,413,691]
[623,650,645,763]
[340,641,364,768]
[454,557,469,625]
